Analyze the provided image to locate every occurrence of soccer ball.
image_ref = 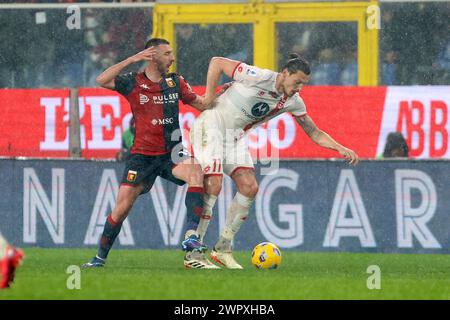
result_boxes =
[251,242,282,269]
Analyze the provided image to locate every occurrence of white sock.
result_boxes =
[220,192,254,242]
[196,194,218,242]
[0,233,8,257]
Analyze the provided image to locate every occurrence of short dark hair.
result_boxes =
[282,53,311,75]
[383,132,409,157]
[145,38,170,49]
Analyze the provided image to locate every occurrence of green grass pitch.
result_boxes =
[1,248,450,300]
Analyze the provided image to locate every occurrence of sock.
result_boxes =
[184,186,204,234]
[216,192,254,250]
[197,194,218,242]
[97,215,123,260]
[0,233,7,257]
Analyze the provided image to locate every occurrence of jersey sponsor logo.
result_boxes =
[251,102,270,117]
[140,84,150,90]
[152,93,179,104]
[258,90,265,97]
[139,94,149,105]
[127,170,137,182]
[269,91,279,98]
[152,117,174,125]
[246,68,257,77]
[241,108,261,121]
[165,78,176,88]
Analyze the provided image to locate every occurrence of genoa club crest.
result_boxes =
[127,170,137,182]
[166,78,176,88]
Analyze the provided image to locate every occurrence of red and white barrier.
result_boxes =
[1,86,449,159]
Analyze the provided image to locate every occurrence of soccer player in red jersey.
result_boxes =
[82,38,220,269]
[0,233,24,289]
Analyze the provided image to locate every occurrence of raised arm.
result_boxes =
[203,57,240,107]
[96,46,156,89]
[296,115,359,166]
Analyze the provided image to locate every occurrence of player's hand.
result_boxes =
[128,47,157,63]
[338,147,359,166]
[201,94,216,109]
[201,82,233,108]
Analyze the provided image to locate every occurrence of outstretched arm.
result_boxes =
[96,47,157,89]
[296,115,359,166]
[203,57,240,108]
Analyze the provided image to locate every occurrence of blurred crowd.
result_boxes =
[380,2,450,85]
[0,5,151,88]
[176,24,253,85]
[277,2,450,85]
[2,1,155,3]
[0,1,448,88]
[278,22,359,85]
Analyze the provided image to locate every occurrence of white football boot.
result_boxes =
[210,249,243,269]
[184,251,221,269]
[210,237,243,269]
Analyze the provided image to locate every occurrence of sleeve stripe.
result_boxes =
[231,62,243,79]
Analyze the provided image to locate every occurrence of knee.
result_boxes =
[238,181,259,198]
[188,164,204,186]
[114,187,140,222]
[115,199,133,221]
[204,175,223,196]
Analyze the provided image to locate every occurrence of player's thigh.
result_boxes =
[171,156,203,187]
[120,154,159,195]
[223,138,254,178]
[111,183,146,222]
[116,183,145,208]
[169,150,223,194]
[225,140,257,197]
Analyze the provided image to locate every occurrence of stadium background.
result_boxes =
[0,0,450,301]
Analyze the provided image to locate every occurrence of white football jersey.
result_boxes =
[213,62,307,133]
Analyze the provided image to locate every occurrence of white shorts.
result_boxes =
[190,109,254,176]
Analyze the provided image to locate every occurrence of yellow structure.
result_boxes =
[153,1,379,85]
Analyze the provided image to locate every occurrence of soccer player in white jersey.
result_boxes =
[187,54,359,269]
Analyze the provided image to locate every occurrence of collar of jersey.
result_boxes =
[138,73,168,92]
[271,73,283,97]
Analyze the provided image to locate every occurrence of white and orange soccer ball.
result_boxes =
[251,242,282,269]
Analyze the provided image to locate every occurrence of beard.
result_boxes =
[157,63,168,76]
[155,59,172,76]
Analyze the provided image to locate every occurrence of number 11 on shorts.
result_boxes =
[213,159,222,173]
[204,159,222,175]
